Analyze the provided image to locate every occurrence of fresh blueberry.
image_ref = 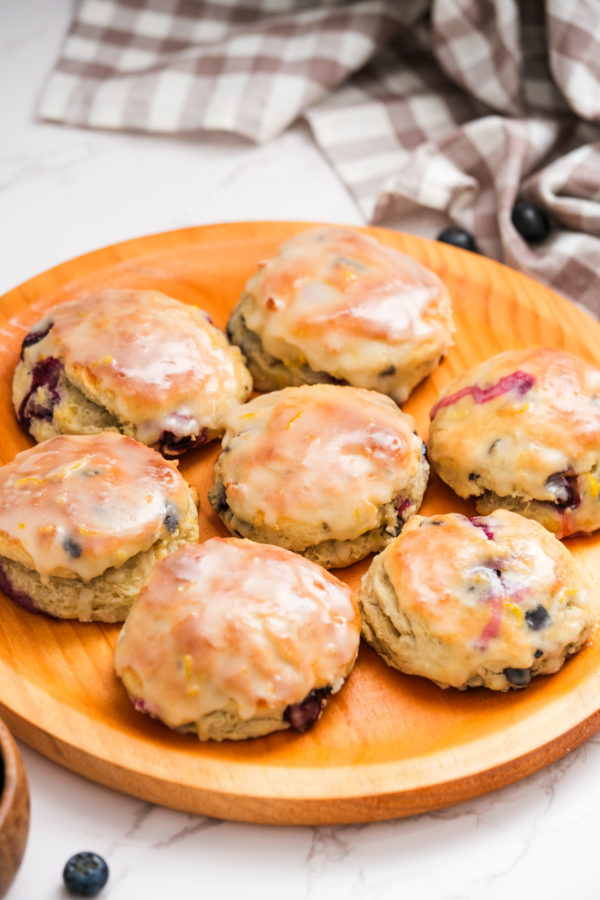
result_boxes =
[63,537,82,559]
[19,321,54,359]
[525,604,551,631]
[159,428,209,457]
[63,852,109,897]
[545,473,580,509]
[436,226,478,253]
[511,200,550,244]
[17,356,63,429]
[284,686,332,733]
[503,667,532,687]
[163,502,179,533]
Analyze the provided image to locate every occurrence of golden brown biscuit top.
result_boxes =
[218,384,424,540]
[0,432,192,581]
[114,538,360,726]
[25,290,252,445]
[381,510,591,660]
[429,347,600,501]
[241,227,453,393]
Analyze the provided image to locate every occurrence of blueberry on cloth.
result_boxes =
[436,226,478,253]
[63,852,109,897]
[511,200,550,244]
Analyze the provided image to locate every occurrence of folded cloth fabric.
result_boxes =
[37,0,600,315]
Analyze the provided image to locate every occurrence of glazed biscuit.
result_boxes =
[428,347,600,538]
[228,226,454,403]
[359,510,595,690]
[13,289,253,457]
[0,432,199,622]
[209,384,429,568]
[114,537,361,741]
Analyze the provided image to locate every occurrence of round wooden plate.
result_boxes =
[1,221,600,826]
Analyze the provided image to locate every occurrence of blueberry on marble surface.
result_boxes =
[511,200,550,244]
[63,852,109,897]
[436,226,478,253]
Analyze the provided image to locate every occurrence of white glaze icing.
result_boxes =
[114,538,360,726]
[379,510,593,683]
[429,348,600,534]
[218,384,424,542]
[241,226,453,395]
[0,432,191,580]
[24,289,252,444]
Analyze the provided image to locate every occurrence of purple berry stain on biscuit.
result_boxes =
[430,370,535,419]
[159,427,209,458]
[545,473,580,509]
[18,355,63,429]
[0,563,39,614]
[19,320,54,359]
[284,686,332,733]
[471,516,495,541]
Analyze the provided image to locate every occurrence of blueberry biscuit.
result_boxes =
[209,384,429,568]
[114,537,361,741]
[228,226,454,403]
[13,289,253,457]
[0,432,199,622]
[428,347,600,537]
[359,510,595,690]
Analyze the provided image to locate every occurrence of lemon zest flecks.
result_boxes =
[504,601,523,626]
[14,477,45,488]
[286,410,303,429]
[183,654,193,679]
[583,472,599,499]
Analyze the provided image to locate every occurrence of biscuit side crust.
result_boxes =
[208,460,429,569]
[359,542,592,691]
[228,297,444,403]
[0,489,199,622]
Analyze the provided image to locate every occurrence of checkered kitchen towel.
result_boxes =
[38,0,600,315]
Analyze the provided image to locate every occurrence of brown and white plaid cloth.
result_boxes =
[37,0,600,315]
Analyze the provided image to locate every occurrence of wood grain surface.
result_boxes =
[1,221,599,826]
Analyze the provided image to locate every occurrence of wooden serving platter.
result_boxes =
[1,221,599,826]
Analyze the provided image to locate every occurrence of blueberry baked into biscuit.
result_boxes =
[428,347,600,538]
[13,289,252,457]
[209,383,429,568]
[0,432,199,622]
[227,226,454,403]
[115,537,361,741]
[359,510,595,690]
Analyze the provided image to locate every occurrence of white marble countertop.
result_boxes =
[3,3,600,898]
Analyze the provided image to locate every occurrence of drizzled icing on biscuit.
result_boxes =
[242,227,453,393]
[219,385,424,541]
[115,538,360,727]
[0,433,191,581]
[22,290,251,446]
